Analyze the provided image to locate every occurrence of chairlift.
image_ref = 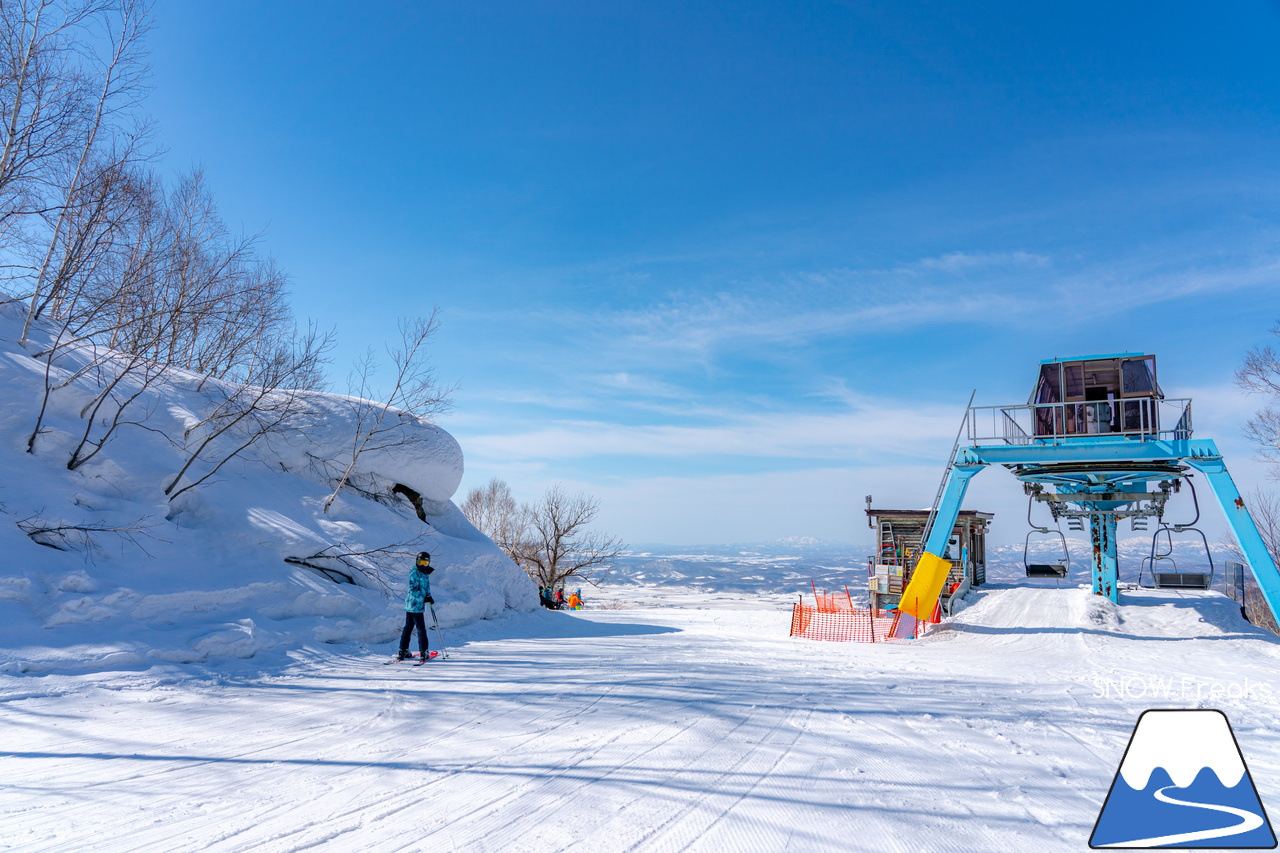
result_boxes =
[1024,496,1070,579]
[1138,474,1215,590]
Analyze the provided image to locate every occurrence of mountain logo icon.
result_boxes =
[1090,709,1276,849]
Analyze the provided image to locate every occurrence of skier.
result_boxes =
[555,588,565,609]
[398,551,434,661]
[567,590,582,610]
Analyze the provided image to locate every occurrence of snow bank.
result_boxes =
[0,303,536,674]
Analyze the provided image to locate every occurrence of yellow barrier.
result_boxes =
[898,551,950,620]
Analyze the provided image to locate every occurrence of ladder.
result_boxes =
[879,521,898,564]
[918,391,977,555]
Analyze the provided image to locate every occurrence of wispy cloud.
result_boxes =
[528,247,1280,373]
[913,250,1051,272]
[458,393,964,466]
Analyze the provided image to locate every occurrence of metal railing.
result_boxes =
[966,397,1192,446]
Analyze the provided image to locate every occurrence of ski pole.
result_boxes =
[428,602,449,659]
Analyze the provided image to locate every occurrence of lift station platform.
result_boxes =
[900,353,1280,628]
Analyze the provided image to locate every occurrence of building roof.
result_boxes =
[865,509,994,521]
[1037,352,1146,364]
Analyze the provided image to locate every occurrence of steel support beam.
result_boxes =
[1186,453,1280,626]
[1090,512,1119,602]
[967,439,1219,467]
[922,462,987,558]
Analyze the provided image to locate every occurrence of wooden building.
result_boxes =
[865,506,993,614]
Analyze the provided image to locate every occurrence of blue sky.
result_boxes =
[144,1,1280,545]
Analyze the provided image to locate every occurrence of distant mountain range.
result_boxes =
[599,537,1233,601]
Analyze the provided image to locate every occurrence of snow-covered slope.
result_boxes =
[4,584,1278,852]
[0,303,535,673]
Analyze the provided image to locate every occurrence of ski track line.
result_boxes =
[3,676,437,852]
[605,696,797,853]
[268,718,652,852]
[941,714,1101,851]
[676,707,812,853]
[551,706,781,853]
[397,652,767,852]
[407,681,761,851]
[218,658,649,851]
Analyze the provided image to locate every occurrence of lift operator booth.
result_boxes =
[898,352,1280,628]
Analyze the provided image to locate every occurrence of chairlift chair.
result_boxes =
[1024,496,1070,579]
[1137,474,1215,591]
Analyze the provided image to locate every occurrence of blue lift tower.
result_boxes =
[900,353,1280,626]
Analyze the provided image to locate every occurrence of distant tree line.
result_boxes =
[462,478,625,592]
[0,2,451,584]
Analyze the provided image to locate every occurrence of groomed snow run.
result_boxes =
[4,583,1279,852]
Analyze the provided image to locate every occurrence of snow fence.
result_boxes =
[789,589,937,642]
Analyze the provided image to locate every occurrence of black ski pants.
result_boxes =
[400,611,429,655]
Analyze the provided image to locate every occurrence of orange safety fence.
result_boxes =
[789,584,939,643]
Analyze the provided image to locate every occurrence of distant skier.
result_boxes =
[555,588,565,608]
[567,590,582,610]
[398,551,434,661]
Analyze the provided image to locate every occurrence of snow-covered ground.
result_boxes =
[4,582,1278,852]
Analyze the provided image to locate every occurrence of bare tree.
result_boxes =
[322,313,453,513]
[1232,327,1280,634]
[163,323,332,502]
[0,0,111,257]
[461,479,625,590]
[522,484,625,591]
[24,156,157,453]
[1238,328,1280,468]
[64,344,165,470]
[462,477,532,568]
[15,0,152,344]
[21,159,328,482]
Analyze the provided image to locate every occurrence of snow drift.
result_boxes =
[0,302,536,673]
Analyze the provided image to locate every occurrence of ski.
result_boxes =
[383,651,438,665]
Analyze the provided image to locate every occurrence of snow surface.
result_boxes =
[3,582,1279,851]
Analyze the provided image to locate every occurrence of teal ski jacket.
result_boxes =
[404,567,432,613]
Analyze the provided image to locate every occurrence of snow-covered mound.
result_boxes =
[0,302,536,673]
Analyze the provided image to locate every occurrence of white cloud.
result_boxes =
[457,395,964,467]
[527,249,1280,373]
[913,251,1051,272]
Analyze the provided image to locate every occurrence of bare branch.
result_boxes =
[16,509,168,560]
[288,533,431,593]
[322,312,453,512]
